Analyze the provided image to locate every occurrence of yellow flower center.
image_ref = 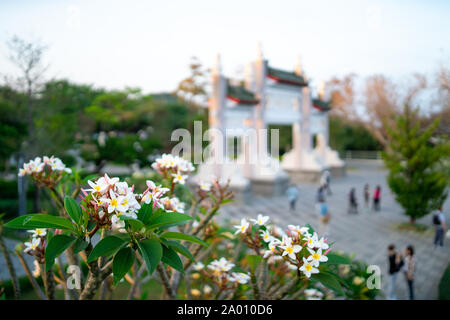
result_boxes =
[240,225,246,232]
[313,253,320,260]
[94,185,101,191]
[111,198,118,207]
[305,264,312,271]
[286,247,293,254]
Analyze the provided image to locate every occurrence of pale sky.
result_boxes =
[0,0,449,95]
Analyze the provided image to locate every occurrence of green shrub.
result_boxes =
[439,263,450,300]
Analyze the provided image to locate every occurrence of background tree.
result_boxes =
[382,104,450,224]
[327,73,427,147]
[6,35,48,159]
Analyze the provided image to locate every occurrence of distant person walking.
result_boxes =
[315,186,325,212]
[372,185,381,212]
[363,184,370,211]
[387,244,403,300]
[403,245,415,300]
[286,184,300,212]
[317,196,330,237]
[320,170,332,196]
[348,187,358,214]
[433,205,447,248]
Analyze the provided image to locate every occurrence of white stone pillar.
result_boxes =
[208,54,227,178]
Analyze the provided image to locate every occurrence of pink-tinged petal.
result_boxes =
[131,184,135,192]
[324,238,328,243]
[324,248,331,255]
[81,189,88,196]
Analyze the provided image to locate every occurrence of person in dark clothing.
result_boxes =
[348,187,358,214]
[363,184,370,211]
[372,185,381,211]
[387,244,403,300]
[433,205,447,248]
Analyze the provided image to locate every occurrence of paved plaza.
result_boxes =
[217,160,450,300]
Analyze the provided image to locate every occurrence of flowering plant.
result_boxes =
[5,154,232,300]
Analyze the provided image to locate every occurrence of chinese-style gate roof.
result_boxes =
[312,98,332,112]
[226,81,259,105]
[267,66,308,87]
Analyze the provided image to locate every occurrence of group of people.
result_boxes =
[348,184,382,214]
[387,244,416,300]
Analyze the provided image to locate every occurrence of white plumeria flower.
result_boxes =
[111,214,126,232]
[199,181,211,192]
[263,238,281,258]
[229,272,251,284]
[307,248,328,267]
[208,257,235,273]
[305,288,324,300]
[24,238,41,253]
[315,237,329,250]
[288,225,311,237]
[193,262,204,271]
[171,171,187,184]
[203,285,212,295]
[101,174,120,187]
[304,232,319,249]
[299,257,319,278]
[146,180,170,196]
[86,179,108,194]
[233,218,249,235]
[102,190,127,214]
[280,237,302,260]
[260,229,273,243]
[250,214,269,226]
[27,228,47,238]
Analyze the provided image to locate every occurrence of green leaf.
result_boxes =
[87,236,127,263]
[305,223,315,235]
[4,214,75,232]
[160,232,207,247]
[325,253,351,265]
[73,238,89,254]
[137,239,162,275]
[120,216,145,232]
[311,272,344,296]
[113,247,135,285]
[45,235,77,272]
[246,254,262,273]
[161,244,184,274]
[148,212,192,229]
[138,202,153,225]
[64,196,82,225]
[166,240,195,262]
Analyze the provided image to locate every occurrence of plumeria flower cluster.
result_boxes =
[233,214,271,254]
[234,216,331,279]
[82,174,163,233]
[192,258,250,291]
[151,154,194,185]
[18,156,72,187]
[23,228,47,263]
